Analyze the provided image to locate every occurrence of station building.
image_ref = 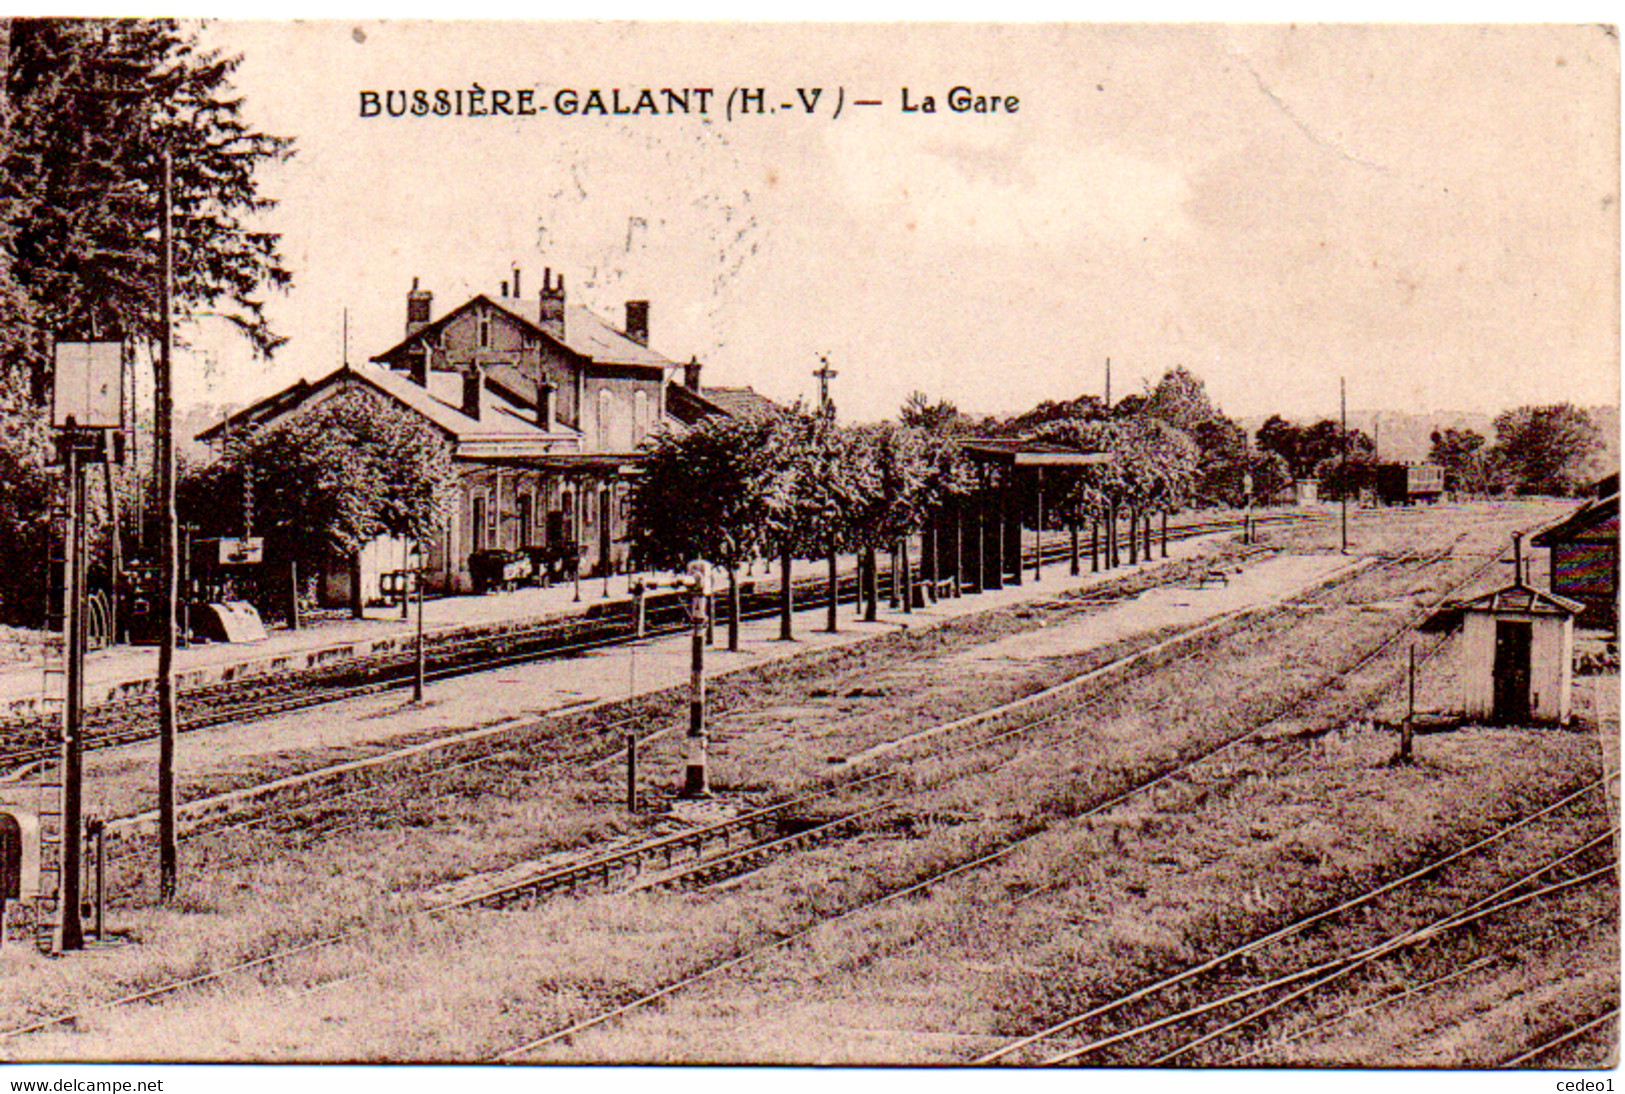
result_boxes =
[199,269,772,602]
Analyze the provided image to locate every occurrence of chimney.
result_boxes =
[539,267,566,339]
[462,365,483,420]
[512,267,521,299]
[409,347,428,387]
[684,355,702,392]
[406,276,432,336]
[625,300,649,347]
[500,280,509,298]
[536,381,555,430]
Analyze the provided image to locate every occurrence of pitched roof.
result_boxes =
[196,364,581,459]
[665,382,782,425]
[371,293,674,370]
[1420,581,1585,632]
[1531,493,1620,546]
[700,386,781,420]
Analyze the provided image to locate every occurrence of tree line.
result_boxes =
[0,17,292,625]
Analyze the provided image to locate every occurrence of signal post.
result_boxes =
[682,560,713,798]
[50,341,124,953]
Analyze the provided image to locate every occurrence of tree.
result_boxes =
[760,408,846,640]
[1428,427,1489,494]
[1247,450,1293,505]
[202,387,456,617]
[1255,415,1305,479]
[1142,365,1215,433]
[0,370,56,623]
[900,391,973,435]
[995,392,1108,436]
[1488,404,1604,496]
[628,411,782,649]
[1313,428,1377,501]
[1189,415,1248,506]
[845,424,929,620]
[1,18,293,393]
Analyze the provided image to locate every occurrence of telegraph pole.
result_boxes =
[412,552,426,704]
[56,436,87,952]
[155,148,178,902]
[1339,376,1348,555]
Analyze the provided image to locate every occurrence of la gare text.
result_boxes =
[358,86,1018,118]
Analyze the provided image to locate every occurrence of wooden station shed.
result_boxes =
[923,439,1114,593]
[1424,581,1582,725]
[1531,487,1619,631]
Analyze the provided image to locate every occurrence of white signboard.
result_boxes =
[217,537,266,565]
[52,341,122,429]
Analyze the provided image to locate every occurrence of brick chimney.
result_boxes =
[625,300,649,347]
[684,355,702,391]
[406,277,432,337]
[511,266,521,299]
[462,365,483,420]
[539,267,565,339]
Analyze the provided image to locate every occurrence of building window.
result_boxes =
[479,316,490,349]
[472,495,487,551]
[518,493,532,547]
[634,389,649,441]
[596,389,611,447]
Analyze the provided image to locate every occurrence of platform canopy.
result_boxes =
[959,438,1115,468]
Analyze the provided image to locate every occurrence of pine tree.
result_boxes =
[1,18,292,395]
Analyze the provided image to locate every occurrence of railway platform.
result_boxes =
[0,519,1275,719]
[75,524,1292,829]
[0,554,856,716]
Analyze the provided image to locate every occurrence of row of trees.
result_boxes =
[628,386,1207,650]
[1428,405,1605,497]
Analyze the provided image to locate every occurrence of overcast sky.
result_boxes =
[177,21,1619,424]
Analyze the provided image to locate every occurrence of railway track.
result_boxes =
[1503,1008,1621,1068]
[84,526,1306,859]
[478,535,1532,1060]
[90,538,1350,875]
[0,511,1316,771]
[1,529,1424,1040]
[973,786,1615,1065]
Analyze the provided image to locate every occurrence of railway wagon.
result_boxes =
[1374,462,1445,505]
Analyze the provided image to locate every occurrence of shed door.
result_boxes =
[0,813,20,900]
[1492,620,1533,724]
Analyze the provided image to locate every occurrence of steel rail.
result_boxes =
[0,534,1404,1041]
[1035,831,1618,1065]
[0,511,1314,768]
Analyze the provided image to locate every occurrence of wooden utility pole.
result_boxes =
[1033,469,1044,582]
[1339,376,1349,555]
[56,438,86,952]
[412,556,426,704]
[155,148,178,903]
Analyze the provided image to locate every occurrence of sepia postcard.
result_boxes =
[0,17,1616,1087]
